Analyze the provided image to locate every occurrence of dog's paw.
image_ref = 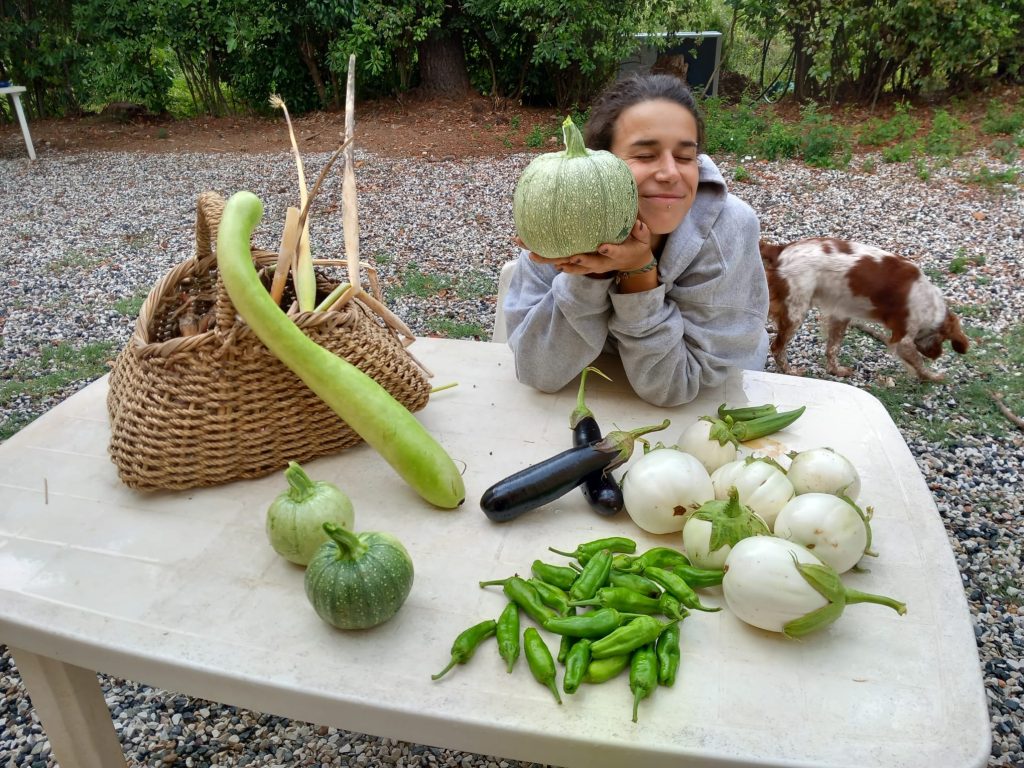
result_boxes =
[828,365,855,377]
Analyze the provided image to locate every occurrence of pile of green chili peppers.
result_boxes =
[431,535,725,723]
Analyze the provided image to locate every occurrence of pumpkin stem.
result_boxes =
[322,522,367,559]
[284,460,317,502]
[561,116,588,159]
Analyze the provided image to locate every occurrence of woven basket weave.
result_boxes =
[106,191,430,491]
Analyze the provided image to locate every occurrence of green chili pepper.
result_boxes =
[495,601,520,673]
[542,607,636,638]
[658,592,689,622]
[608,570,663,598]
[632,546,692,573]
[717,402,779,421]
[629,644,658,723]
[590,615,677,659]
[728,406,806,442]
[556,606,576,663]
[611,553,639,571]
[568,549,614,602]
[523,627,561,705]
[670,564,726,590]
[655,621,681,687]
[644,566,721,613]
[583,653,631,684]
[431,619,497,680]
[549,536,637,564]
[562,638,592,694]
[570,586,662,614]
[528,578,571,616]
[557,632,571,664]
[479,576,558,626]
[530,559,578,591]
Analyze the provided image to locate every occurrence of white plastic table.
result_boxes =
[1,85,36,160]
[0,338,990,768]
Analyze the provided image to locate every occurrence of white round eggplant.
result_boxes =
[786,446,861,500]
[710,457,795,530]
[723,536,906,638]
[772,492,875,573]
[621,447,714,534]
[676,417,738,474]
[723,536,827,633]
[681,487,770,569]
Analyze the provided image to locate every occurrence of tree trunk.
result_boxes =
[299,37,328,108]
[417,26,471,98]
[792,27,814,100]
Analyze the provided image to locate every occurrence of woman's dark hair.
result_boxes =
[584,74,705,152]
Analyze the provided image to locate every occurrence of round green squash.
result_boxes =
[513,116,638,260]
[266,461,355,567]
[304,522,414,630]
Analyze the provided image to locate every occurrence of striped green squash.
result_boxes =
[513,116,638,260]
[304,522,414,629]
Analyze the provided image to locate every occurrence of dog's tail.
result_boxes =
[758,240,788,271]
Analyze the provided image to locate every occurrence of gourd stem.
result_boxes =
[561,116,588,159]
[285,461,316,502]
[322,522,367,560]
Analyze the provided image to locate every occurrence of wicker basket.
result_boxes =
[106,191,430,491]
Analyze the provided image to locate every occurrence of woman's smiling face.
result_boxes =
[611,98,700,239]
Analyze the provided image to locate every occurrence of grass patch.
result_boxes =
[733,165,752,183]
[46,249,106,275]
[865,322,1024,444]
[112,291,149,317]
[965,165,1021,189]
[387,263,453,300]
[0,341,117,440]
[426,318,487,339]
[454,269,496,301]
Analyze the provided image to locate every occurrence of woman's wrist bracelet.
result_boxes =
[615,258,657,282]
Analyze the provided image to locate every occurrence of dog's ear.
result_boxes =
[944,311,970,354]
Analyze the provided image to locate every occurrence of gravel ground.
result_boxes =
[1,145,1022,768]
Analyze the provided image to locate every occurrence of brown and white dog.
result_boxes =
[759,237,969,381]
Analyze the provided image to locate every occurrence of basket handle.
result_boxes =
[194,191,226,270]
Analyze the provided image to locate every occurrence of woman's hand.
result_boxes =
[520,220,654,276]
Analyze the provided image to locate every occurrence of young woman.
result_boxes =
[502,74,770,407]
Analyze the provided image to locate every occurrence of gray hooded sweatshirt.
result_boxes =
[502,155,769,407]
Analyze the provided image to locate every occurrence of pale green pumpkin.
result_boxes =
[304,522,414,630]
[513,116,639,259]
[266,461,355,566]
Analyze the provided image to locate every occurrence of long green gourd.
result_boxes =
[513,116,638,260]
[217,190,465,509]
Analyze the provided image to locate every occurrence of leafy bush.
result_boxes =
[702,98,766,156]
[882,141,917,163]
[981,102,1024,135]
[925,109,967,157]
[857,104,920,147]
[756,119,802,160]
[797,104,852,168]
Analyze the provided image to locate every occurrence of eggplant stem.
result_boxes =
[844,589,907,615]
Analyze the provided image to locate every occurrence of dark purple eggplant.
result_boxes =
[480,420,670,522]
[570,367,625,516]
